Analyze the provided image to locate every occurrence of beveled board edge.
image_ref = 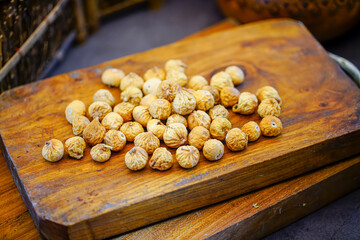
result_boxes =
[0,135,68,240]
[64,131,360,239]
[208,158,360,240]
[115,155,360,240]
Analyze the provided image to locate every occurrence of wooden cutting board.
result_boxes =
[0,19,359,239]
[2,151,360,240]
[1,21,359,240]
[117,156,360,240]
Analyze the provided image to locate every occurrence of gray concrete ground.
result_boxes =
[49,0,223,76]
[49,0,360,239]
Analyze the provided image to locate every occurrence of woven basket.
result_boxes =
[0,0,76,93]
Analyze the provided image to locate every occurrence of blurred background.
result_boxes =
[0,0,359,239]
[1,0,359,92]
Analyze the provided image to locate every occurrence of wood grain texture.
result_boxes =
[117,155,360,240]
[1,150,360,240]
[0,19,359,239]
[0,149,41,239]
[0,20,239,240]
